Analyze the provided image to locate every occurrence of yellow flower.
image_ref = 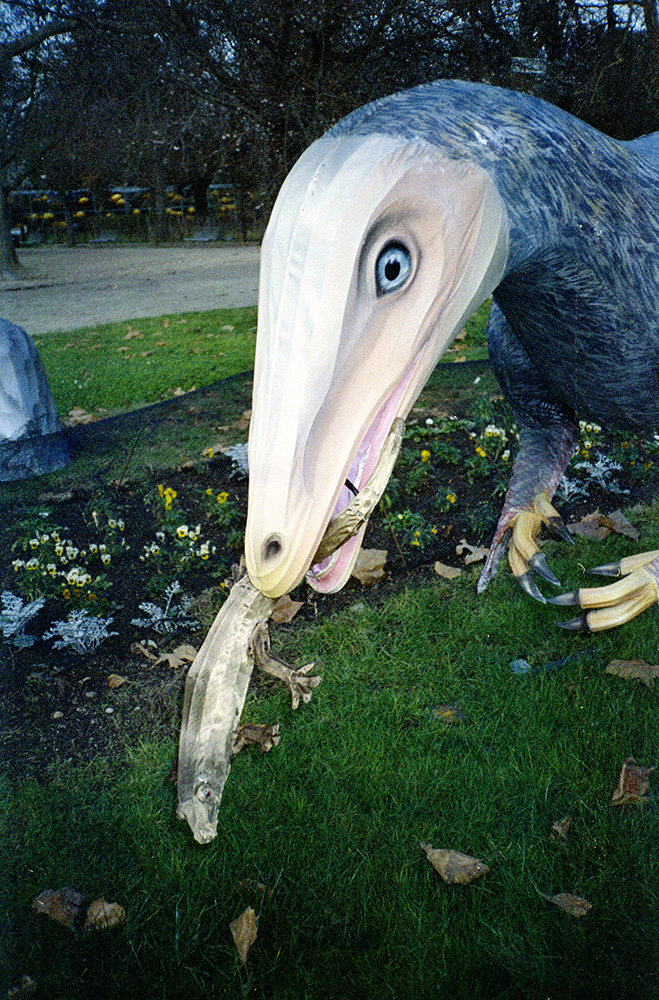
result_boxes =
[421,450,431,463]
[217,492,229,504]
[447,492,457,504]
[475,445,487,458]
[62,588,71,599]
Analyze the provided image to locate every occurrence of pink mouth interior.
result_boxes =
[305,361,417,593]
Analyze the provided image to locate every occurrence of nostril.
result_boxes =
[262,534,284,562]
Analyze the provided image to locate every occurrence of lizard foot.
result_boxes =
[250,622,322,709]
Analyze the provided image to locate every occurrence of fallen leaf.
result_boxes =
[602,510,640,540]
[231,722,281,756]
[83,897,126,931]
[270,594,304,623]
[234,409,252,430]
[455,538,489,564]
[550,816,572,846]
[351,548,388,585]
[32,887,85,928]
[420,843,489,884]
[6,975,38,998]
[230,907,257,965]
[66,407,97,426]
[434,561,462,580]
[155,644,197,669]
[431,703,464,724]
[611,757,654,806]
[567,509,611,540]
[131,641,158,662]
[605,658,659,690]
[123,329,143,340]
[107,674,127,689]
[540,892,591,917]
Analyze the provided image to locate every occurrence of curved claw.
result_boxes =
[515,569,546,603]
[589,549,659,579]
[547,514,575,546]
[546,589,580,607]
[558,613,589,631]
[528,551,561,586]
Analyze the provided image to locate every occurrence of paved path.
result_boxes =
[0,243,261,334]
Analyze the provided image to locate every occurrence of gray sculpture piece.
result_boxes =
[0,318,69,481]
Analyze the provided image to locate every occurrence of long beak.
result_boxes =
[245,132,509,598]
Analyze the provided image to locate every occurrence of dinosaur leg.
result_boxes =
[548,550,659,630]
[477,421,579,601]
[478,302,580,601]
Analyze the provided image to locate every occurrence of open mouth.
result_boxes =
[305,359,419,593]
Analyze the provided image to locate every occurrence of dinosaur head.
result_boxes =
[245,132,509,598]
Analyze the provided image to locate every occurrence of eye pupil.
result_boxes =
[375,242,412,294]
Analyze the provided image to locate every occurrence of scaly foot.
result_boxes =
[478,492,573,602]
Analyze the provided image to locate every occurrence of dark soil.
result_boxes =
[2,363,658,784]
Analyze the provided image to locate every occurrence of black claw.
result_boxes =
[588,561,622,578]
[528,551,561,586]
[548,515,575,546]
[546,589,580,607]
[557,613,590,631]
[515,570,546,603]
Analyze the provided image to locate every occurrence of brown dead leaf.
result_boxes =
[431,703,464,724]
[107,673,127,689]
[83,897,126,931]
[123,329,143,340]
[455,538,489,564]
[234,409,252,430]
[66,407,97,426]
[270,594,304,623]
[601,510,639,540]
[351,548,387,585]
[540,892,591,917]
[32,887,85,928]
[155,644,197,669]
[434,561,462,580]
[567,509,611,540]
[131,641,158,662]
[605,658,659,691]
[550,816,572,846]
[230,907,257,965]
[611,757,655,806]
[420,843,489,884]
[6,975,38,998]
[231,723,281,756]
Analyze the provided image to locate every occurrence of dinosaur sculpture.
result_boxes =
[179,79,659,842]
[246,78,659,629]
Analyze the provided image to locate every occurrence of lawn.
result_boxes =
[1,305,658,1000]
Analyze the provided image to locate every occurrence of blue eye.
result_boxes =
[375,242,412,294]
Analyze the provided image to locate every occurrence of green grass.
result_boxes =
[3,304,659,997]
[33,307,258,417]
[3,568,659,998]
